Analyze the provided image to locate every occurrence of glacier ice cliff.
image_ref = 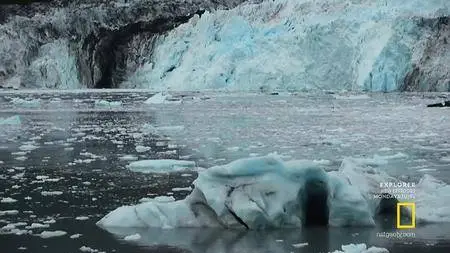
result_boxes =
[0,0,449,91]
[0,0,248,89]
[97,156,450,229]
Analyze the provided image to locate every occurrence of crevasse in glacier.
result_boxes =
[96,155,450,229]
[124,0,450,91]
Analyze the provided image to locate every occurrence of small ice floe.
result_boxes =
[79,246,100,252]
[39,230,67,238]
[9,222,27,227]
[333,94,371,100]
[0,210,19,216]
[41,191,63,196]
[135,145,151,153]
[1,197,18,203]
[49,97,62,103]
[43,219,56,224]
[275,239,283,242]
[144,92,181,104]
[1,224,17,230]
[292,242,308,248]
[118,155,138,161]
[26,223,49,229]
[157,125,185,133]
[75,216,89,221]
[330,243,388,253]
[19,144,39,151]
[141,124,158,135]
[94,100,122,108]
[0,223,31,235]
[172,187,192,192]
[11,98,41,108]
[227,146,241,152]
[124,233,141,241]
[158,150,177,156]
[139,196,175,203]
[155,141,166,147]
[168,144,178,149]
[32,177,62,184]
[0,115,21,125]
[441,156,450,162]
[70,233,82,239]
[417,168,437,172]
[15,156,27,161]
[12,151,27,156]
[141,122,185,138]
[30,135,42,141]
[127,159,196,173]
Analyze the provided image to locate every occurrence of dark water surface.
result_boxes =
[0,91,449,253]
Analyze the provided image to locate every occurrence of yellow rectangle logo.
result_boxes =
[396,202,415,229]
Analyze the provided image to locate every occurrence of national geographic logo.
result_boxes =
[396,202,415,229]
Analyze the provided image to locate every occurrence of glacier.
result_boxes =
[97,155,450,229]
[1,0,449,91]
[121,0,450,92]
[0,0,248,89]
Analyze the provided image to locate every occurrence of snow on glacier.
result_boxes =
[124,0,450,91]
[97,155,450,229]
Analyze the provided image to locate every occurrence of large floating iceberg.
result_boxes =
[97,155,450,229]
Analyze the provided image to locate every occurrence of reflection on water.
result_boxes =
[101,218,450,253]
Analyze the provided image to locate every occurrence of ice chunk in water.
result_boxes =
[330,243,389,253]
[98,156,450,229]
[94,100,122,108]
[144,93,181,104]
[11,98,40,108]
[127,160,196,173]
[0,115,21,125]
[39,230,67,238]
